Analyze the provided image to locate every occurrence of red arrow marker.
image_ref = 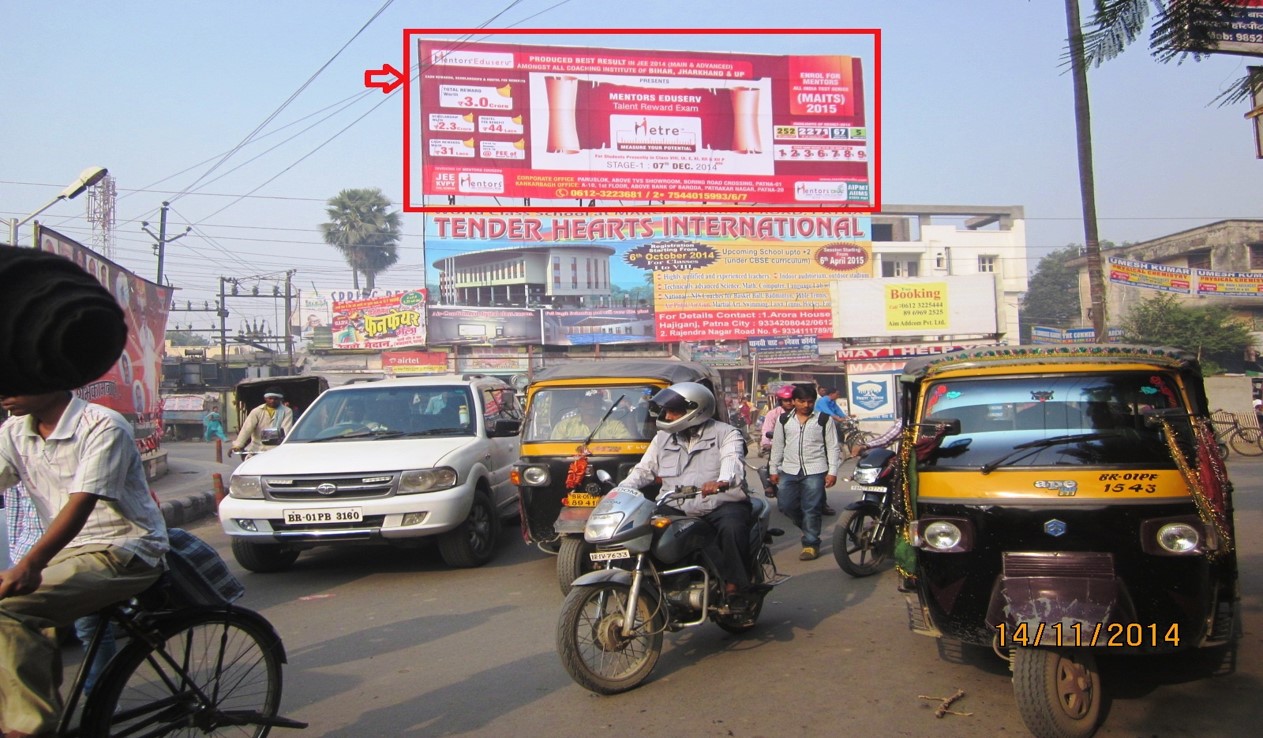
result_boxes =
[364,63,404,94]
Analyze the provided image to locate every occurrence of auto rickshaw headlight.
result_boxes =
[517,465,550,486]
[585,511,625,541]
[1156,522,1200,553]
[922,521,963,551]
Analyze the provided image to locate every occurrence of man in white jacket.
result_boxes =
[232,387,294,454]
[769,385,843,560]
[620,382,753,600]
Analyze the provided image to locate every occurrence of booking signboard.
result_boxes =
[416,39,870,208]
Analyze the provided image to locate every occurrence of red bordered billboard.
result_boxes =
[408,31,876,212]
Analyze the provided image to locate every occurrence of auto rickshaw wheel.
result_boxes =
[1012,646,1102,738]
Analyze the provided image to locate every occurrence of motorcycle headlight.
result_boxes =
[922,521,962,551]
[585,511,625,542]
[853,466,883,486]
[229,475,263,499]
[1156,522,1200,553]
[399,467,458,494]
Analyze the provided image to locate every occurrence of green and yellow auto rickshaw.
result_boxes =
[895,345,1238,738]
[511,360,727,593]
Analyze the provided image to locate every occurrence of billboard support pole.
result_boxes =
[750,351,758,404]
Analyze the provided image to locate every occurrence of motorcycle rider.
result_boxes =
[618,382,756,607]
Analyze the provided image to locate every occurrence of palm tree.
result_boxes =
[1063,0,1240,340]
[320,188,402,290]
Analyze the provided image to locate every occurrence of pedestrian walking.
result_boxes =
[202,404,228,442]
[769,385,843,561]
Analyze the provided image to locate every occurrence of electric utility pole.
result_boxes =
[142,202,190,285]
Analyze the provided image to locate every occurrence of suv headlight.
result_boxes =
[399,467,458,494]
[585,511,625,542]
[229,475,263,499]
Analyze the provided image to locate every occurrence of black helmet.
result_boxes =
[648,382,714,433]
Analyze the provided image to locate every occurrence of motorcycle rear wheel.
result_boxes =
[833,507,889,577]
[557,582,664,694]
[715,545,773,634]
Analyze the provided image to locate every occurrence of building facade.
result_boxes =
[434,244,615,307]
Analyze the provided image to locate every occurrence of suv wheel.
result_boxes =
[438,488,500,568]
[231,538,300,573]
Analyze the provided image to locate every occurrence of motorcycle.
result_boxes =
[556,484,787,694]
[832,447,899,577]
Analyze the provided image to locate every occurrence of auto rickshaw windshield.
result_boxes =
[919,371,1194,469]
[523,386,658,443]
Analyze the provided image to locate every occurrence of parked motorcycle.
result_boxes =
[832,447,899,577]
[556,485,787,694]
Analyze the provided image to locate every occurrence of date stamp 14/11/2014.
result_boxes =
[995,621,1181,649]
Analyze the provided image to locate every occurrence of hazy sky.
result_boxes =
[3,0,1260,329]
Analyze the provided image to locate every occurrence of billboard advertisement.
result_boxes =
[847,372,896,421]
[542,307,655,345]
[425,306,542,345]
[382,350,450,374]
[748,335,818,364]
[35,226,172,453]
[426,213,872,342]
[829,275,998,339]
[417,39,869,207]
[329,290,427,350]
[296,286,417,351]
[1108,257,1192,294]
[1195,268,1263,296]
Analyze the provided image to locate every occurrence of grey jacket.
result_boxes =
[621,419,747,516]
[769,410,843,477]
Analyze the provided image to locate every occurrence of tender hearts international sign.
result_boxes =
[416,39,870,208]
[426,213,873,342]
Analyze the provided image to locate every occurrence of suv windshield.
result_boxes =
[919,371,1192,469]
[523,386,658,443]
[288,385,475,441]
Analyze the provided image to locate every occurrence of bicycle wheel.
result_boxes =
[1229,427,1263,457]
[82,608,283,738]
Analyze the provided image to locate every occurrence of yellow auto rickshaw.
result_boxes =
[511,360,729,593]
[895,345,1238,738]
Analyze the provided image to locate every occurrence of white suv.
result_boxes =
[219,374,522,572]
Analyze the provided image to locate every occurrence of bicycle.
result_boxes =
[837,417,877,452]
[55,572,306,736]
[1210,409,1263,457]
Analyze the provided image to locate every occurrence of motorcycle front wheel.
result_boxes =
[833,506,889,577]
[556,582,664,694]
